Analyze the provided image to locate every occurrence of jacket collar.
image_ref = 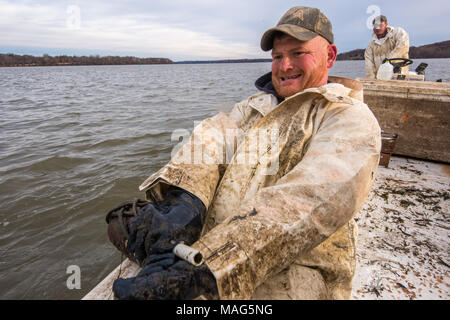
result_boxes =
[254,72,284,104]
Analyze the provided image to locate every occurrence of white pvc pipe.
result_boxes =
[173,242,204,266]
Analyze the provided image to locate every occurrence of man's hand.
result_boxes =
[127,187,206,265]
[106,187,206,266]
[112,255,219,300]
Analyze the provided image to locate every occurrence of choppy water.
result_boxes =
[0,58,449,299]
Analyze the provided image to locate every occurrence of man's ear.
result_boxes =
[327,44,337,69]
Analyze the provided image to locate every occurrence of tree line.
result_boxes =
[337,40,450,60]
[2,40,448,66]
[0,54,173,67]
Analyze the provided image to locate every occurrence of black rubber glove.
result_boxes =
[106,186,206,266]
[113,254,219,300]
[106,199,150,263]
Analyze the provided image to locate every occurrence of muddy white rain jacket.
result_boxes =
[365,26,410,78]
[139,76,381,299]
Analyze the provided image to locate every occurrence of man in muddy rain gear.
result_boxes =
[107,6,381,300]
[365,15,410,78]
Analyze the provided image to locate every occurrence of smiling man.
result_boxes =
[270,34,335,98]
[108,6,381,300]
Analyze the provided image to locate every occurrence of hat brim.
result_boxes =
[260,24,318,51]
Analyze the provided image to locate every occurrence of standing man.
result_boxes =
[108,6,381,300]
[365,15,410,78]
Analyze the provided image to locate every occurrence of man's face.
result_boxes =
[373,21,388,37]
[271,34,336,98]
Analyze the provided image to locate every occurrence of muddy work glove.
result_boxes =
[106,186,206,266]
[113,254,219,300]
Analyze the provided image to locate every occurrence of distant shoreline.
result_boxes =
[0,54,173,67]
[3,56,449,68]
[0,55,272,67]
[337,40,450,61]
[1,39,449,67]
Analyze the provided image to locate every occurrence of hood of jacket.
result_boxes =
[371,26,396,45]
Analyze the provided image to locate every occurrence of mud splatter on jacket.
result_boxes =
[139,76,381,299]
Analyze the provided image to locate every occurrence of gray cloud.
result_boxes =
[0,0,448,60]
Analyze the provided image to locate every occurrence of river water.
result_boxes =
[0,58,449,299]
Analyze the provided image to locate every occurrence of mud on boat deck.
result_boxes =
[351,156,449,300]
[83,156,449,300]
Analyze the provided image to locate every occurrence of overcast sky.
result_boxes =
[1,0,449,61]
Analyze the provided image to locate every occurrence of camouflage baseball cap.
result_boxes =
[261,6,334,51]
[372,15,387,25]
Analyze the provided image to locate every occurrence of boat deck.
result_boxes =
[351,156,449,299]
[83,156,450,300]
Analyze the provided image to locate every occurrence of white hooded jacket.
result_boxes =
[365,26,410,78]
[139,76,381,299]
